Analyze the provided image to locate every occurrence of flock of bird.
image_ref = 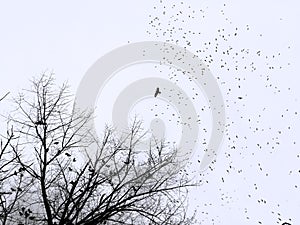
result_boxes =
[139,1,297,224]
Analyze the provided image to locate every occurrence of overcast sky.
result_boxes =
[1,0,300,224]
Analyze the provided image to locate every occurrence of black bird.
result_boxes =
[34,120,46,125]
[132,186,137,193]
[154,87,161,97]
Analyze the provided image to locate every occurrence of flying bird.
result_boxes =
[154,87,161,97]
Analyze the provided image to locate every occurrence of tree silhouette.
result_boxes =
[1,74,197,225]
[0,92,34,225]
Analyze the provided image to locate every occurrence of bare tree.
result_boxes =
[3,74,197,225]
[0,92,17,224]
[0,92,33,225]
[0,92,10,102]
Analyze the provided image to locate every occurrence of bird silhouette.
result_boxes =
[34,120,46,125]
[132,186,137,193]
[154,87,161,97]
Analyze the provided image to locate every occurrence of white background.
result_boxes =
[0,0,300,224]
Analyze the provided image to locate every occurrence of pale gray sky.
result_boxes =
[0,0,300,224]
